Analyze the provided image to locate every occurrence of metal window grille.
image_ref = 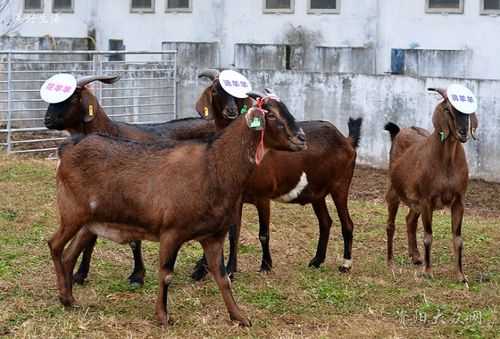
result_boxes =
[0,50,177,156]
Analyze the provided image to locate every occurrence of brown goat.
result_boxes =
[192,88,362,280]
[44,73,251,286]
[48,103,305,326]
[385,88,478,285]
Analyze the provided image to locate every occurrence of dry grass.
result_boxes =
[0,154,498,338]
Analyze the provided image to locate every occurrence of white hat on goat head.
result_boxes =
[446,84,477,114]
[219,70,252,99]
[40,73,77,104]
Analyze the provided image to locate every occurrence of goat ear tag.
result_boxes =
[447,84,477,114]
[40,73,77,104]
[246,108,265,130]
[219,70,252,99]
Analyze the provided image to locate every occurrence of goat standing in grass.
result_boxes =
[193,84,361,279]
[385,87,478,285]
[48,103,306,326]
[44,73,251,286]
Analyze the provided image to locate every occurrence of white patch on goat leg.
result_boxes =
[274,172,308,203]
[342,259,353,269]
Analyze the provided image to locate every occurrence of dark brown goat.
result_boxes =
[44,72,251,285]
[192,88,362,280]
[48,104,305,326]
[384,88,478,285]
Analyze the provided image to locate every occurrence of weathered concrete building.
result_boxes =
[1,0,499,180]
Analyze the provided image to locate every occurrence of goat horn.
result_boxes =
[427,87,448,100]
[77,75,120,87]
[198,69,219,81]
[247,91,266,100]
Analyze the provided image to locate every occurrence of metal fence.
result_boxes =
[0,50,177,155]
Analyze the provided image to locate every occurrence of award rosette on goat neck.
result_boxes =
[219,70,252,98]
[40,73,77,104]
[446,84,477,114]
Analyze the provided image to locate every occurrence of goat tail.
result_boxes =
[384,122,400,141]
[348,117,363,149]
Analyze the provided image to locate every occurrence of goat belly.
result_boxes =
[85,223,160,244]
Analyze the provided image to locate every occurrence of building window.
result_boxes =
[166,0,191,12]
[263,0,294,13]
[131,0,155,13]
[109,39,125,61]
[53,0,73,13]
[24,0,43,12]
[481,0,500,14]
[425,0,464,13]
[307,0,340,14]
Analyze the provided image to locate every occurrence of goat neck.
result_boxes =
[429,130,462,170]
[208,116,263,199]
[80,101,119,136]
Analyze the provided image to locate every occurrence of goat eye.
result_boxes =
[267,114,277,120]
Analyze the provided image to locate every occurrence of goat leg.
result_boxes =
[332,192,355,273]
[201,236,251,327]
[156,232,181,327]
[73,234,97,285]
[308,199,332,268]
[421,205,434,278]
[451,198,468,284]
[48,222,81,307]
[226,199,243,277]
[128,240,146,286]
[406,210,422,265]
[191,255,209,281]
[63,228,99,297]
[256,199,273,272]
[385,189,400,269]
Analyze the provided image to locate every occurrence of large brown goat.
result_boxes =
[192,87,362,280]
[44,72,251,285]
[384,88,478,285]
[49,103,305,326]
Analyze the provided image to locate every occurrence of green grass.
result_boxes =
[0,155,499,338]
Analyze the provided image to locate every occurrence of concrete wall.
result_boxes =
[4,0,499,79]
[175,67,500,182]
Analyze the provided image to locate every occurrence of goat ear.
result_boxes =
[245,108,266,130]
[80,89,98,123]
[470,113,478,140]
[195,86,214,120]
[432,104,451,140]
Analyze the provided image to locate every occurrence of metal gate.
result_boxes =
[0,50,177,155]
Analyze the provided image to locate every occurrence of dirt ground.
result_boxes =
[352,165,500,217]
[0,157,498,338]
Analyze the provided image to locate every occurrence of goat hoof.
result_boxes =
[234,317,251,327]
[259,264,272,273]
[338,265,351,273]
[128,273,145,287]
[59,295,75,307]
[73,272,87,285]
[156,313,170,327]
[411,257,423,266]
[191,267,208,281]
[308,257,323,268]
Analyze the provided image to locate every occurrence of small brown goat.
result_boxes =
[385,88,478,284]
[44,72,251,286]
[49,102,305,326]
[192,87,361,280]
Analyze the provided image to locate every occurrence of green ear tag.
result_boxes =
[439,131,446,143]
[240,104,248,114]
[250,117,262,129]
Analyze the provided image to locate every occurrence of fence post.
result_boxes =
[6,51,12,153]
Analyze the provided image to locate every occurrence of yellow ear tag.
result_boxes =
[203,106,209,117]
[88,104,94,117]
